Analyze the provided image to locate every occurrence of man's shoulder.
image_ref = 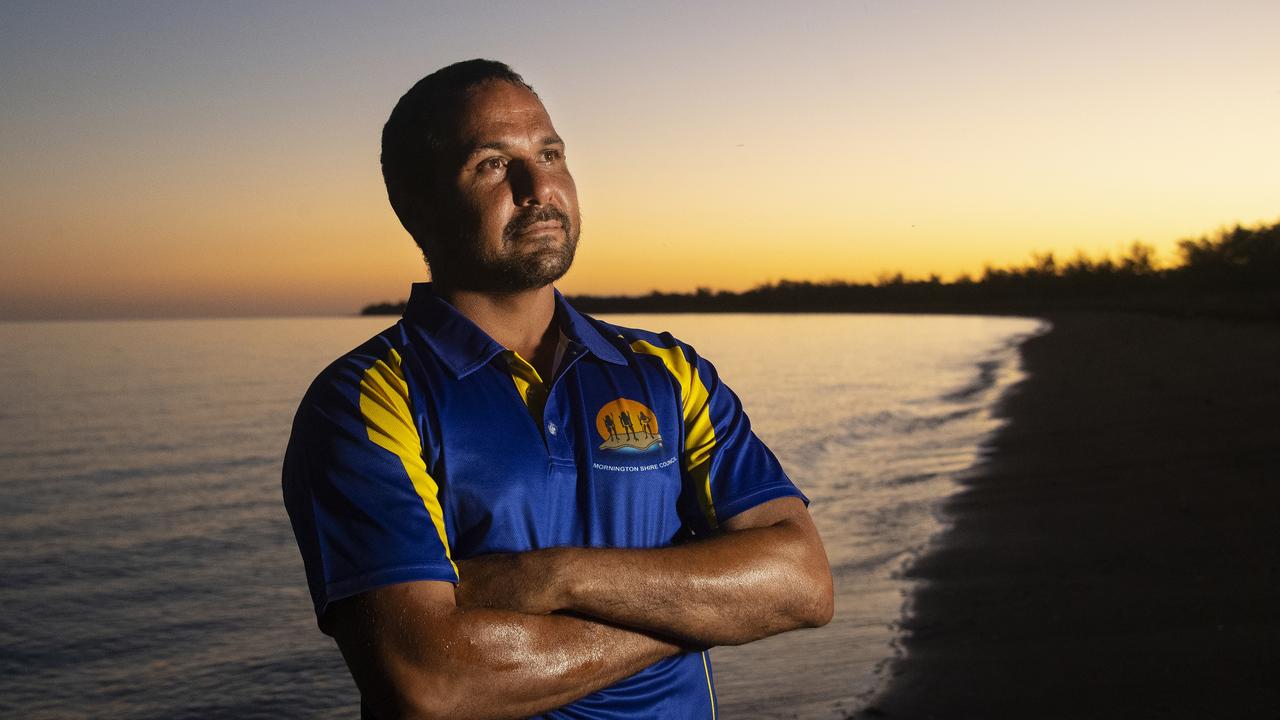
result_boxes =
[573,311,700,365]
[297,320,419,413]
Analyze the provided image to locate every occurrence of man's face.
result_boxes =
[426,80,581,292]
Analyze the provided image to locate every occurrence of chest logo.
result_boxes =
[595,398,663,452]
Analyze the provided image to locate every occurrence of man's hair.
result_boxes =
[381,59,535,256]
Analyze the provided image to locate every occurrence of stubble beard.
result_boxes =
[431,205,580,293]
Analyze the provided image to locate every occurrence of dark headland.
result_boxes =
[860,312,1280,718]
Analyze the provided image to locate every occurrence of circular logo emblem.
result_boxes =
[595,398,663,452]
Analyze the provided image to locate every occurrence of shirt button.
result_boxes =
[546,422,558,436]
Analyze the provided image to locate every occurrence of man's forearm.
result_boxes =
[333,584,682,720]
[554,520,832,645]
[422,608,679,719]
[456,500,834,647]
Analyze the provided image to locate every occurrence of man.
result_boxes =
[282,59,833,720]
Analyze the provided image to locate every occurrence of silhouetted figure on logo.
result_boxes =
[638,410,653,438]
[603,414,618,442]
[618,410,637,440]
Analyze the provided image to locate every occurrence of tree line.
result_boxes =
[363,218,1280,321]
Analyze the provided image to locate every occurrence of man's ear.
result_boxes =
[389,186,427,237]
[395,194,447,268]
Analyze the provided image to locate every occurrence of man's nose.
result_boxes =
[510,160,553,206]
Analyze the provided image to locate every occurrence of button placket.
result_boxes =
[542,342,587,462]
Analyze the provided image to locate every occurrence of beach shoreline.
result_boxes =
[862,312,1280,718]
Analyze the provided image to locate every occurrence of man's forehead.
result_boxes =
[455,80,558,145]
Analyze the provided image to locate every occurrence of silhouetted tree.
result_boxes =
[362,218,1280,321]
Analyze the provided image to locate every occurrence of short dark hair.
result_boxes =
[381,59,535,256]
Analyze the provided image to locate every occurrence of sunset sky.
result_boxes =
[2,1,1278,319]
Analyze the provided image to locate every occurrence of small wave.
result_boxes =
[43,455,277,488]
[940,359,1001,402]
[936,321,1047,406]
[882,472,938,487]
[811,405,985,447]
[829,549,912,577]
[0,445,92,462]
[899,407,979,432]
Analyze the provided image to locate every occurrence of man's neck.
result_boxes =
[440,284,560,380]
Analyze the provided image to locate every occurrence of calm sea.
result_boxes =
[0,313,1045,719]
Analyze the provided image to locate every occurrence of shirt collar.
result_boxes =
[403,282,625,378]
[552,287,627,366]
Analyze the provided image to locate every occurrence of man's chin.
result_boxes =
[514,237,577,278]
[447,253,575,293]
[523,248,575,286]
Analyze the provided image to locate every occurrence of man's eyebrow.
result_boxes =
[469,140,510,154]
[465,135,564,156]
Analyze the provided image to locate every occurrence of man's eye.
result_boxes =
[480,157,506,172]
[539,150,562,163]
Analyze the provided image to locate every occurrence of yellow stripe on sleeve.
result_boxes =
[701,650,717,719]
[358,347,457,577]
[629,340,719,529]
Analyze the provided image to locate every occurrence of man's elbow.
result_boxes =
[779,521,835,628]
[369,669,469,720]
[806,578,836,627]
[792,566,835,628]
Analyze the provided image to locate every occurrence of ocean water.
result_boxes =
[0,313,1045,719]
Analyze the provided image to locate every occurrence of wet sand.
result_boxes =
[864,312,1280,718]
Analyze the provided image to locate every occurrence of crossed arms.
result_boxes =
[325,496,833,720]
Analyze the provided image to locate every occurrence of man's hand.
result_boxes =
[453,496,834,647]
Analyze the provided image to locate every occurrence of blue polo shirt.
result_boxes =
[282,282,806,719]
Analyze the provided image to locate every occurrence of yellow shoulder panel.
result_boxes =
[358,348,457,576]
[629,340,719,529]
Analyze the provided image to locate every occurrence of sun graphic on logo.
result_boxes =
[595,398,663,452]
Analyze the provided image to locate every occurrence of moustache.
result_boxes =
[503,206,572,241]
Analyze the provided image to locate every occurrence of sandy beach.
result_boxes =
[863,312,1280,718]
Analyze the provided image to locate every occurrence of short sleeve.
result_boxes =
[281,346,457,626]
[631,334,807,533]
